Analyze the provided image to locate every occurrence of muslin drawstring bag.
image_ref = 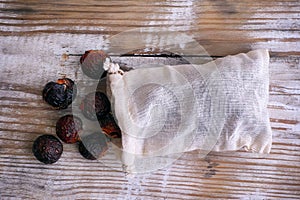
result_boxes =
[104,49,272,173]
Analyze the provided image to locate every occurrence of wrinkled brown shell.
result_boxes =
[32,134,63,164]
[56,115,82,144]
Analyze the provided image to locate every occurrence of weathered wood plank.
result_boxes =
[1,54,300,199]
[0,0,300,199]
[0,0,300,56]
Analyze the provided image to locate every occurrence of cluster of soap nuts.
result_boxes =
[33,50,121,164]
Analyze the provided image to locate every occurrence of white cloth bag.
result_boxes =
[105,49,272,173]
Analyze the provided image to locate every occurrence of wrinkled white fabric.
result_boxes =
[105,49,272,173]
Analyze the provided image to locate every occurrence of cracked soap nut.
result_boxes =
[78,132,109,160]
[80,50,109,79]
[32,134,63,164]
[42,78,77,109]
[56,114,82,144]
[99,113,122,138]
[80,91,111,121]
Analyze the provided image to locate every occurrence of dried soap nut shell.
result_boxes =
[80,92,111,121]
[80,50,109,79]
[56,115,83,144]
[32,134,63,164]
[78,132,109,160]
[99,113,122,138]
[42,78,77,109]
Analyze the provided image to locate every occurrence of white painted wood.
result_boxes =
[0,0,300,199]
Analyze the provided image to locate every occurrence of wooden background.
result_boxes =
[0,0,300,199]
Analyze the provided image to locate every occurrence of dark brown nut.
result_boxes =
[78,132,109,160]
[80,91,111,121]
[32,134,63,164]
[78,141,96,160]
[80,50,109,79]
[56,115,82,144]
[42,78,77,109]
[99,113,121,138]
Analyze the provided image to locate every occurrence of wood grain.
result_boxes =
[1,0,300,56]
[0,0,300,199]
